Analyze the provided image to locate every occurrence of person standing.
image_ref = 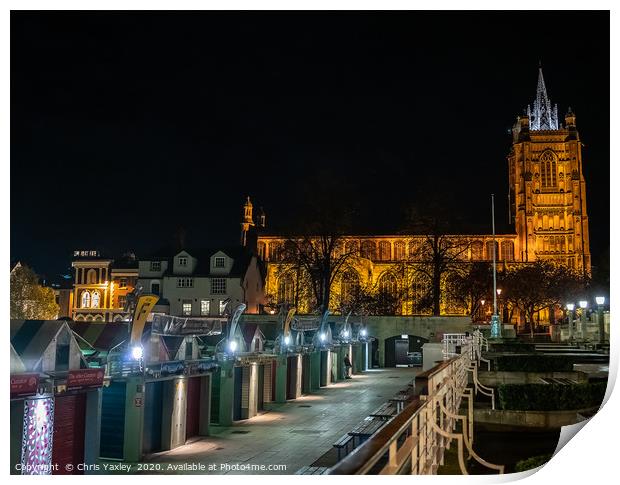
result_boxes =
[344,354,352,379]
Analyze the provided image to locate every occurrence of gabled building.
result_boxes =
[137,246,265,318]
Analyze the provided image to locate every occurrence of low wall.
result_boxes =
[474,406,599,429]
[477,371,588,386]
[241,314,473,367]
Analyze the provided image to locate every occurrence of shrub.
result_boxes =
[498,382,607,411]
[494,354,574,372]
[515,454,552,472]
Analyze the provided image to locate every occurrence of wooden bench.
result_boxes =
[333,433,355,460]
[389,394,409,412]
[369,402,397,419]
[295,466,330,475]
[348,417,386,447]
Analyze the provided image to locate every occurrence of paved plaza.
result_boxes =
[145,367,420,474]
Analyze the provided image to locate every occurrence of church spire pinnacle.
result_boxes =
[527,66,559,130]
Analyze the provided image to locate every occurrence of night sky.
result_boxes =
[10,11,610,282]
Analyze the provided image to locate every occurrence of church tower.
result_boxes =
[241,196,254,247]
[508,67,591,275]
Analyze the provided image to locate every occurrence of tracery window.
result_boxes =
[540,151,558,189]
[393,241,406,261]
[361,240,377,260]
[91,291,101,308]
[378,241,391,261]
[277,273,295,305]
[500,241,515,261]
[378,273,398,297]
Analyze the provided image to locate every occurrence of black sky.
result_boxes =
[10,11,610,282]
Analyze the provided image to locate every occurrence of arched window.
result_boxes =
[270,243,282,262]
[341,271,360,305]
[345,240,360,257]
[500,241,515,261]
[394,241,406,261]
[378,273,398,296]
[91,291,101,308]
[360,241,376,260]
[471,241,483,260]
[81,291,91,308]
[277,273,295,305]
[540,151,558,189]
[408,240,422,260]
[86,269,98,284]
[485,241,499,261]
[378,241,391,261]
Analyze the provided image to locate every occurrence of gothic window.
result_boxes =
[277,273,295,305]
[86,269,97,284]
[91,291,101,308]
[378,241,391,261]
[408,240,421,260]
[485,241,499,261]
[81,291,91,308]
[500,241,515,261]
[378,273,398,297]
[341,270,360,305]
[360,240,377,260]
[270,243,282,262]
[540,151,558,189]
[471,241,483,260]
[345,240,360,257]
[394,241,406,261]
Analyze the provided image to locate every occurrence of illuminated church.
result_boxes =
[245,68,591,319]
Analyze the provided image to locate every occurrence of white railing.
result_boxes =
[328,346,504,475]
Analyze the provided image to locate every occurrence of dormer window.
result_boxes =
[178,257,188,267]
[150,261,161,272]
[214,256,225,268]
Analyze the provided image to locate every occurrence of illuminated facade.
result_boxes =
[71,251,138,322]
[250,68,591,318]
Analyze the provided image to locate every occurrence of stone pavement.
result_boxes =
[145,367,420,474]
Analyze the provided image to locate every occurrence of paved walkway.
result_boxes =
[145,367,420,474]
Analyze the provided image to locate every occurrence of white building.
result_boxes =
[137,247,265,317]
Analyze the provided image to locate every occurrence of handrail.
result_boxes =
[328,342,503,475]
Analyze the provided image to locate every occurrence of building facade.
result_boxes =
[71,250,138,322]
[254,68,592,318]
[137,246,265,318]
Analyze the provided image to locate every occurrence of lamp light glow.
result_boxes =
[481,299,485,306]
[496,288,502,296]
[228,340,238,352]
[596,296,605,306]
[343,330,349,338]
[361,329,367,337]
[131,345,143,360]
[579,300,588,309]
[566,303,575,311]
[284,336,291,345]
[319,333,326,342]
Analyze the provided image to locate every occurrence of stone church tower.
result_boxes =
[508,67,591,275]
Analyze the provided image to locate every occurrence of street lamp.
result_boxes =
[566,304,575,340]
[596,297,606,344]
[579,301,588,340]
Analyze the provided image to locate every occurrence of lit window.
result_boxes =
[214,256,226,268]
[150,261,161,272]
[182,301,192,316]
[540,151,558,189]
[81,291,91,308]
[119,277,128,289]
[178,257,188,267]
[211,278,226,294]
[201,299,210,316]
[219,300,227,315]
[91,291,100,308]
[118,295,127,310]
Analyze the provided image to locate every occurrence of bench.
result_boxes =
[348,417,386,447]
[295,466,330,475]
[369,402,397,419]
[333,433,354,460]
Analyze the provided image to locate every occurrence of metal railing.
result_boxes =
[328,342,504,475]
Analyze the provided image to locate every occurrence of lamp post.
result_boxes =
[490,194,502,339]
[579,300,588,340]
[596,296,606,344]
[480,299,485,322]
[566,303,575,341]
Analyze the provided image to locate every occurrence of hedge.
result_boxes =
[494,354,574,372]
[515,454,553,472]
[489,343,536,353]
[498,382,607,411]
